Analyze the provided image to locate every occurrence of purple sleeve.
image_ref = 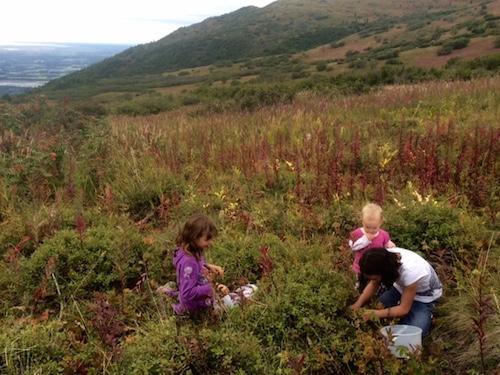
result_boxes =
[177,257,213,311]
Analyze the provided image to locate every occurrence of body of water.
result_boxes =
[0,42,132,95]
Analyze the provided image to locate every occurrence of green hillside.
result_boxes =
[31,0,500,112]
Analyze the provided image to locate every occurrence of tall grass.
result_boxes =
[103,78,500,214]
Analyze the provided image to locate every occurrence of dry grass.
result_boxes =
[303,35,383,62]
[400,36,499,68]
[278,0,475,20]
[487,0,500,15]
[294,0,495,70]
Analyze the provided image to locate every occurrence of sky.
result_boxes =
[1,0,276,46]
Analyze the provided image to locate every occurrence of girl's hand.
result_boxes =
[361,309,377,322]
[207,264,224,278]
[350,306,374,323]
[216,283,230,295]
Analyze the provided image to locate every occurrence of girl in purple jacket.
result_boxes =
[171,214,228,315]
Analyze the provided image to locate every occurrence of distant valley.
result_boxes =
[0,43,131,96]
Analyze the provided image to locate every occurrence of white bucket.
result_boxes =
[380,325,422,358]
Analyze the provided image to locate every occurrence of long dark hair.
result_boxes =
[359,247,401,289]
[175,214,218,260]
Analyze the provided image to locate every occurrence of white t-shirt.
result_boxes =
[388,248,442,303]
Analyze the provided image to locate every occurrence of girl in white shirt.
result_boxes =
[350,247,442,336]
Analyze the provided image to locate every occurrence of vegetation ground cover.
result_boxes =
[0,76,499,374]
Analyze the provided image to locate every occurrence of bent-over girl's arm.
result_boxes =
[366,281,418,319]
[351,279,380,311]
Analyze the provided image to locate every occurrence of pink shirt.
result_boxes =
[349,228,392,274]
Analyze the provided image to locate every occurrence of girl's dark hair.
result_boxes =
[176,214,218,260]
[359,247,401,289]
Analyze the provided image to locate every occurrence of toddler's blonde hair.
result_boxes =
[361,203,383,221]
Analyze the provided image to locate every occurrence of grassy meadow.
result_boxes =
[0,77,499,374]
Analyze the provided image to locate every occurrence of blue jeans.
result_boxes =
[378,287,436,337]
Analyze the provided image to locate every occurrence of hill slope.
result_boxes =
[36,0,500,106]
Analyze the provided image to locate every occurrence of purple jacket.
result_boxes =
[172,247,214,314]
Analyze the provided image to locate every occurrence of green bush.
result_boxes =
[494,36,500,49]
[0,320,71,374]
[447,37,470,50]
[113,318,266,374]
[113,97,176,116]
[233,84,296,110]
[437,44,454,56]
[385,199,488,265]
[438,37,471,56]
[330,41,345,48]
[316,61,328,72]
[72,101,109,117]
[20,224,147,306]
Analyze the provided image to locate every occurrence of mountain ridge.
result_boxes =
[51,0,493,76]
[34,0,500,107]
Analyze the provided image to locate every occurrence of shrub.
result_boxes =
[345,50,359,58]
[113,97,177,116]
[374,50,399,60]
[72,101,109,117]
[244,260,352,343]
[385,197,488,267]
[447,37,470,50]
[316,61,328,71]
[233,85,296,110]
[494,36,500,49]
[385,58,403,65]
[330,41,345,48]
[349,59,367,69]
[113,318,266,374]
[0,319,72,374]
[437,45,454,56]
[20,224,147,307]
[438,37,471,56]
